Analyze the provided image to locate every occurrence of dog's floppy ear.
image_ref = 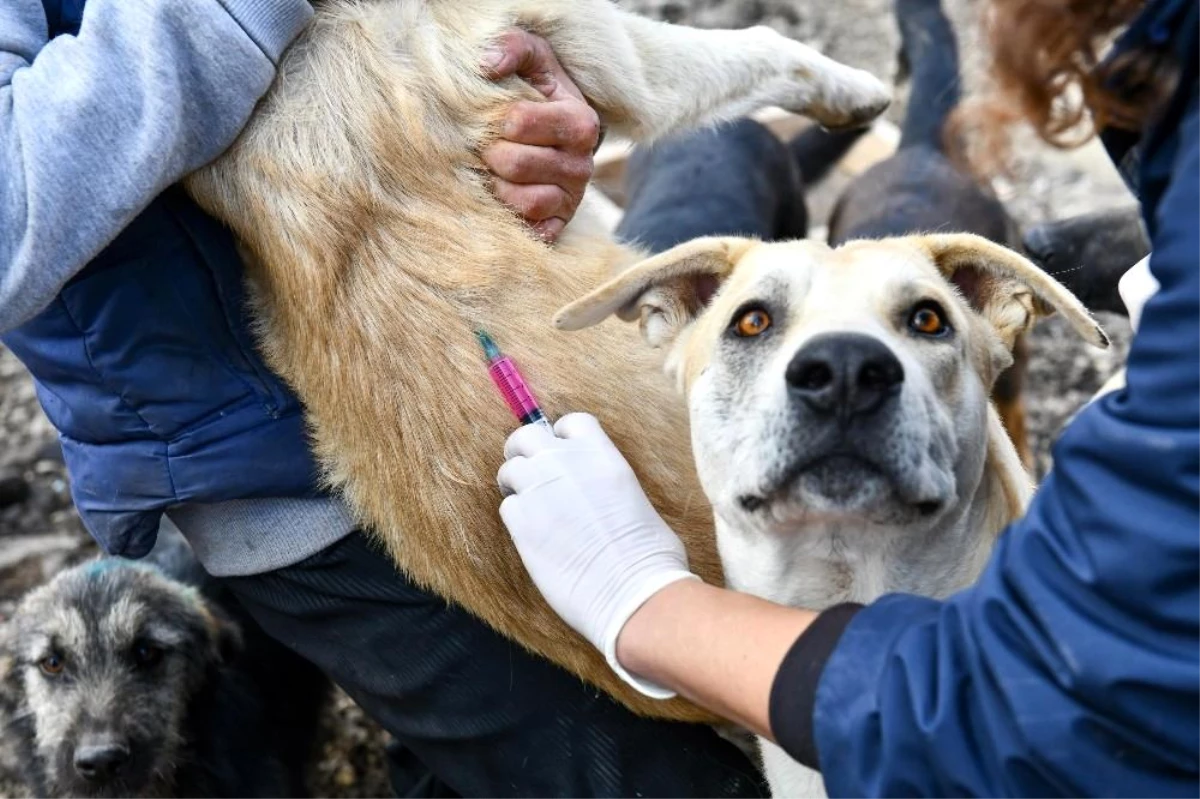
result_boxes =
[555,236,756,348]
[915,233,1110,351]
[197,604,244,666]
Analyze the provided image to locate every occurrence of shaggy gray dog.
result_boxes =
[0,528,328,798]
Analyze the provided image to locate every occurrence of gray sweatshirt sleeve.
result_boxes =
[0,0,312,333]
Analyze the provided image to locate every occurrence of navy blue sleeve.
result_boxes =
[791,101,1199,797]
[769,603,863,768]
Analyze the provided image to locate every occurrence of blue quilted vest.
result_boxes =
[2,0,323,557]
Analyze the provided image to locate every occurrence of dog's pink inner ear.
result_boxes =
[694,273,720,308]
[948,264,995,314]
[650,272,722,320]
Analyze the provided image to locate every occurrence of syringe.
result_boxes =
[476,330,555,434]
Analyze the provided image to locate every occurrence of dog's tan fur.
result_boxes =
[184,0,890,721]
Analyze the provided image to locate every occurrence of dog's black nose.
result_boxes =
[786,333,904,418]
[74,742,129,782]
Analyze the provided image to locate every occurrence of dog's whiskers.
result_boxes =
[1044,264,1087,277]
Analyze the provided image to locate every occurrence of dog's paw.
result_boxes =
[802,66,892,130]
[744,28,892,131]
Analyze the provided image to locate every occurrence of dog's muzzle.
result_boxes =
[74,738,130,784]
[785,332,904,421]
[735,333,915,516]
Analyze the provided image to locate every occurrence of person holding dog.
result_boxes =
[498,0,1198,795]
[0,1,772,796]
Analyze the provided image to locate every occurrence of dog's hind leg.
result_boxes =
[514,2,891,141]
[895,0,962,151]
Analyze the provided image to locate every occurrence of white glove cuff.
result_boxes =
[601,570,701,700]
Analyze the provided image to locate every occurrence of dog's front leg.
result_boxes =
[532,6,891,141]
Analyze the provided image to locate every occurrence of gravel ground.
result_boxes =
[0,1,1134,796]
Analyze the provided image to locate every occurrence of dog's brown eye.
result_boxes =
[133,643,164,669]
[734,309,771,337]
[39,654,64,676]
[908,303,949,337]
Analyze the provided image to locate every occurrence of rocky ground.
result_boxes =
[0,1,1135,796]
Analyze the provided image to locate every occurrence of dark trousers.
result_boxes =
[223,118,804,799]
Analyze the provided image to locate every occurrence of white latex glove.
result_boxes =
[498,412,699,698]
[1118,254,1158,332]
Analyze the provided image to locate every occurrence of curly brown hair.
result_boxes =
[951,0,1177,173]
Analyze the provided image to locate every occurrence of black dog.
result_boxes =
[1023,206,1149,316]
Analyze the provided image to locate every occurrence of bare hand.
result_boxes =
[482,30,601,242]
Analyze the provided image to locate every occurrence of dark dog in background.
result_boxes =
[792,0,1035,467]
[0,523,330,798]
[1023,206,1150,316]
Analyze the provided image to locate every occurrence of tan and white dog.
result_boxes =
[184,0,891,724]
[180,0,1113,789]
[556,233,1108,795]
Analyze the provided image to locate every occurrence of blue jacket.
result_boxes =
[1,0,323,557]
[772,0,1199,794]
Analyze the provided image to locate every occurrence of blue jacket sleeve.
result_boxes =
[799,100,1199,797]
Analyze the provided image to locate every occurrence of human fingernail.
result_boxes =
[482,45,504,71]
[534,219,564,243]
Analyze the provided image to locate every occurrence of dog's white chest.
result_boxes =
[716,521,890,609]
[715,521,892,798]
[759,739,827,798]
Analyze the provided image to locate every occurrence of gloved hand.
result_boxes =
[498,413,699,698]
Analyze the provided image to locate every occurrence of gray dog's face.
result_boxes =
[2,561,232,798]
[557,232,1106,541]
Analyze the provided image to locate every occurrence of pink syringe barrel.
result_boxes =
[487,356,553,432]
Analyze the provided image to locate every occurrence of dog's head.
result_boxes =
[1,560,240,798]
[557,233,1106,539]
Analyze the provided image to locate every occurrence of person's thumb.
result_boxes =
[481,29,583,103]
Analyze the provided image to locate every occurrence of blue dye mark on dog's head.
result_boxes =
[82,557,166,584]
